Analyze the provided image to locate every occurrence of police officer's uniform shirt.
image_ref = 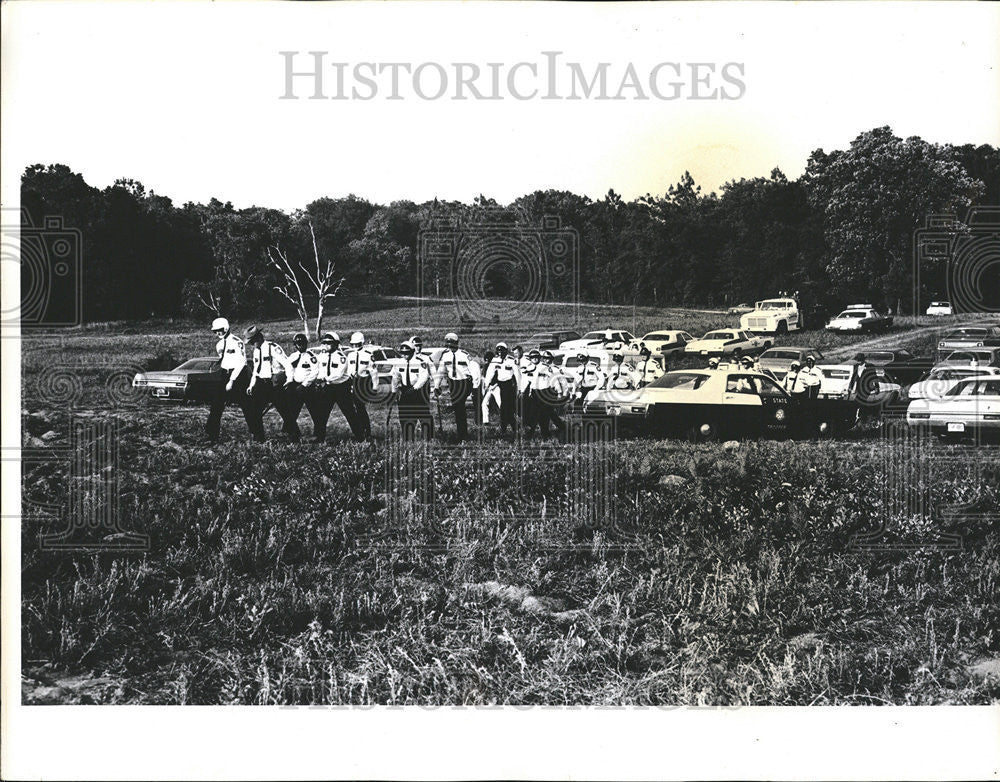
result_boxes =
[391,358,429,392]
[345,347,378,385]
[572,363,606,393]
[251,341,292,381]
[435,348,482,388]
[216,334,247,374]
[535,364,566,393]
[793,366,823,393]
[318,348,350,384]
[485,355,521,385]
[288,350,318,385]
[783,371,800,394]
[518,363,542,393]
[637,357,664,384]
[607,365,638,390]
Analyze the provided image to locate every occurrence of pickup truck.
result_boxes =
[740,297,801,334]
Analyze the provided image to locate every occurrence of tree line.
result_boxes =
[20,126,999,329]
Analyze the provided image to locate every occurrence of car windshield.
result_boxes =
[762,349,801,360]
[648,372,710,391]
[759,301,790,309]
[176,359,219,371]
[931,302,950,307]
[583,332,610,340]
[948,328,986,338]
[529,334,552,342]
[703,331,734,340]
[837,311,866,319]
[644,333,670,340]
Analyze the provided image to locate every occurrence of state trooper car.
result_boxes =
[582,368,847,440]
[925,301,954,317]
[825,305,894,333]
[559,329,636,352]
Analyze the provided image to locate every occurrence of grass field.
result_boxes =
[20,300,1000,704]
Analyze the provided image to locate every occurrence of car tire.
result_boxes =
[733,347,743,359]
[776,321,788,335]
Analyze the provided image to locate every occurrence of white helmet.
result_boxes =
[445,332,459,342]
[350,331,364,346]
[211,317,229,333]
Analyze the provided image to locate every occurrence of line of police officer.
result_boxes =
[205,318,669,444]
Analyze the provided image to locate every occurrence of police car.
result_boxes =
[825,305,894,333]
[559,329,636,352]
[925,301,954,316]
[583,368,813,440]
[683,329,769,358]
[936,325,1000,358]
[630,330,695,358]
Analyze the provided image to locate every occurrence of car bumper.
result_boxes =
[906,414,1000,433]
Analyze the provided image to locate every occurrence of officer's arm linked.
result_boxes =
[275,345,295,385]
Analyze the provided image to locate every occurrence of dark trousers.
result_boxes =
[398,387,433,442]
[444,377,473,440]
[351,377,373,441]
[247,378,298,442]
[284,382,328,441]
[205,371,256,441]
[573,385,597,412]
[498,378,518,432]
[534,389,565,435]
[314,382,363,442]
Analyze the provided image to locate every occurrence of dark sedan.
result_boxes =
[132,357,226,402]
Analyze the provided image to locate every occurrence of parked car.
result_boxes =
[906,375,1000,440]
[559,329,637,352]
[583,368,851,440]
[925,301,954,316]
[740,297,801,334]
[935,347,1000,369]
[684,329,769,358]
[816,360,900,404]
[369,345,407,387]
[936,325,1000,357]
[630,330,695,358]
[132,357,226,402]
[525,330,582,351]
[850,349,935,386]
[727,303,754,315]
[907,365,1000,400]
[825,305,894,333]
[757,346,825,381]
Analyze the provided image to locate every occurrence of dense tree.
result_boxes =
[19,128,998,324]
[804,127,984,313]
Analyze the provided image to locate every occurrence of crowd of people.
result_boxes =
[203,318,825,444]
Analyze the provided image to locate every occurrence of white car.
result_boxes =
[559,329,636,353]
[925,301,954,316]
[740,297,801,334]
[907,366,1000,400]
[825,305,894,333]
[684,329,769,358]
[631,330,695,357]
[907,375,1000,438]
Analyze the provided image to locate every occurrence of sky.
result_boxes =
[2,1,999,211]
